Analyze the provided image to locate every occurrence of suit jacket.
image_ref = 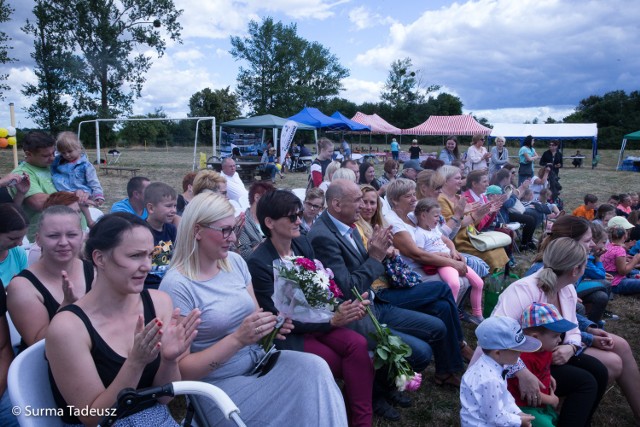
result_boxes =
[247,237,331,351]
[307,211,385,299]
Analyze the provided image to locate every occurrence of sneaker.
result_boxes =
[466,314,484,326]
[386,390,412,408]
[603,310,620,320]
[373,397,401,422]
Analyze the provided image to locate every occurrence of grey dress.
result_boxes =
[159,252,347,427]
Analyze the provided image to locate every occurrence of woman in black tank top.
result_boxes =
[7,205,91,348]
[46,213,200,426]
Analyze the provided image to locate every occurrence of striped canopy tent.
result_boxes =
[351,112,402,135]
[402,114,492,136]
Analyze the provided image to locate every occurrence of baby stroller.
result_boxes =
[99,381,246,427]
[289,150,311,173]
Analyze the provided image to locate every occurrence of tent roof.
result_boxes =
[624,130,640,140]
[402,115,491,136]
[287,107,348,129]
[490,123,598,139]
[351,112,401,134]
[221,114,315,130]
[330,111,371,131]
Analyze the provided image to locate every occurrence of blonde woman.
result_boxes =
[159,192,347,425]
[489,135,509,177]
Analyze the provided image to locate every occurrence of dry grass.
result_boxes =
[2,144,640,426]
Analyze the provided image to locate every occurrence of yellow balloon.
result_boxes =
[0,128,7,138]
[7,136,16,146]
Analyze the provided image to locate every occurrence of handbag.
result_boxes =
[483,268,520,318]
[467,224,512,251]
[508,198,526,214]
[383,255,421,288]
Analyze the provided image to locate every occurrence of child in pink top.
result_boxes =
[412,198,485,324]
[601,217,640,295]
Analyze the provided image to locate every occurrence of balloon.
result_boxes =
[0,138,8,148]
[7,136,16,146]
[276,163,282,171]
[6,126,15,137]
[0,128,7,138]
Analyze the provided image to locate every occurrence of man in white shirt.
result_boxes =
[221,157,249,206]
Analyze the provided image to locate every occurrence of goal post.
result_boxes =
[77,116,216,170]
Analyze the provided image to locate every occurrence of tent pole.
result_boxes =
[617,138,627,171]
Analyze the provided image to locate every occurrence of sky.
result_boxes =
[1,0,640,129]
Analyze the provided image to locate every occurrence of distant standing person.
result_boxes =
[539,139,563,177]
[408,139,422,160]
[489,136,509,178]
[390,138,400,161]
[309,137,335,188]
[439,136,459,165]
[340,137,351,159]
[466,134,490,171]
[518,135,538,186]
[221,157,249,205]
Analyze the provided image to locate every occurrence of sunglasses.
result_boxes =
[202,223,242,239]
[248,345,281,377]
[281,211,304,223]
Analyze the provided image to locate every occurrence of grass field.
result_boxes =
[2,143,640,426]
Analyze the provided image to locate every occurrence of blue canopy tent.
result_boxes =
[330,111,372,131]
[288,107,349,130]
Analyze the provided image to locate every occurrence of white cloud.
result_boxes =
[348,6,395,30]
[341,77,383,105]
[3,67,38,128]
[354,0,640,109]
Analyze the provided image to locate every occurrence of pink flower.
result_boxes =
[329,280,343,298]
[405,373,422,391]
[295,257,317,271]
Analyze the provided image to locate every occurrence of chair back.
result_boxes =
[8,340,64,426]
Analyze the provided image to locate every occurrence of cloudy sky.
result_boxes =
[2,0,639,129]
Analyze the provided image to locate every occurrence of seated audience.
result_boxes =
[0,278,17,427]
[601,216,640,296]
[159,192,348,425]
[236,181,275,260]
[0,204,28,287]
[143,182,178,290]
[8,206,92,349]
[192,170,242,216]
[221,157,249,205]
[460,316,539,427]
[247,189,373,426]
[46,212,200,426]
[341,159,360,182]
[375,159,399,195]
[300,188,324,235]
[616,193,633,217]
[593,203,616,226]
[572,193,598,221]
[318,160,341,193]
[438,136,459,165]
[0,172,29,206]
[358,162,380,191]
[110,176,151,219]
[176,171,197,216]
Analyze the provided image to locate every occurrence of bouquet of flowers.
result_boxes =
[272,256,343,323]
[352,289,422,392]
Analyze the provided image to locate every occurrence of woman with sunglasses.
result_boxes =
[248,189,373,426]
[160,192,347,426]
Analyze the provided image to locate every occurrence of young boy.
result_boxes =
[143,182,178,290]
[309,137,335,188]
[507,303,578,427]
[51,131,105,205]
[461,316,541,427]
[572,194,598,221]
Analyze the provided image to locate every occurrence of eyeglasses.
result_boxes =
[304,201,323,210]
[281,211,304,223]
[202,223,241,239]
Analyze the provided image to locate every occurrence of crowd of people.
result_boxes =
[1,131,640,426]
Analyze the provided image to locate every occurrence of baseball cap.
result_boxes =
[520,302,577,333]
[476,316,541,352]
[607,216,634,230]
[403,159,424,171]
[486,185,503,196]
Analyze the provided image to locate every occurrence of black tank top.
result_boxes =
[50,290,161,424]
[16,260,94,352]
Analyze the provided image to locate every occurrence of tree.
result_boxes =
[188,87,240,123]
[44,0,183,118]
[0,0,14,99]
[118,109,171,147]
[230,17,349,116]
[21,0,78,132]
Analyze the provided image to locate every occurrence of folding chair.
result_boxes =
[8,340,63,427]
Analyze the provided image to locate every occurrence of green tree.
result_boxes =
[230,17,349,116]
[0,0,14,99]
[324,97,358,118]
[45,0,183,118]
[21,0,79,133]
[188,87,240,123]
[118,109,171,147]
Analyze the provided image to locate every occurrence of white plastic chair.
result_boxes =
[8,339,64,427]
[88,207,104,223]
[291,188,307,202]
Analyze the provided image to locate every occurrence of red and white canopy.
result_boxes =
[351,112,402,135]
[402,114,491,136]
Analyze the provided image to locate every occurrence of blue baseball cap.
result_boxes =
[476,316,541,352]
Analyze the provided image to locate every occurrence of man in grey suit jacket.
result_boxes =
[308,179,465,417]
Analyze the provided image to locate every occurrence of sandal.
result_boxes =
[460,341,475,363]
[433,373,461,388]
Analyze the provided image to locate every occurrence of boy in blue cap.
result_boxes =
[507,302,578,427]
[461,316,541,426]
